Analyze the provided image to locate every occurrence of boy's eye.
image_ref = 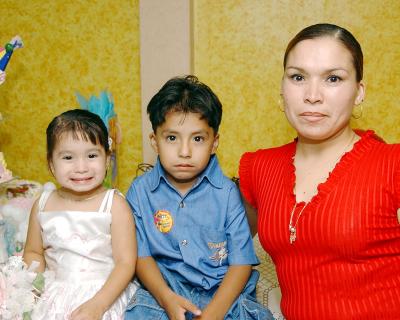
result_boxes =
[166,135,176,142]
[88,153,98,159]
[62,155,72,160]
[193,136,204,142]
[290,74,304,82]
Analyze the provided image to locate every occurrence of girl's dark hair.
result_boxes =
[284,23,363,81]
[147,75,222,133]
[46,109,109,163]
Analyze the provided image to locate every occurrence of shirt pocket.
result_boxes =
[180,224,229,270]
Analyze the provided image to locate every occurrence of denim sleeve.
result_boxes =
[225,183,259,266]
[126,183,152,257]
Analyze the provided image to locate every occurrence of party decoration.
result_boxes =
[0,35,23,71]
[0,180,42,257]
[0,256,52,320]
[0,153,13,185]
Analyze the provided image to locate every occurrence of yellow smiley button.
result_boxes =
[153,210,174,233]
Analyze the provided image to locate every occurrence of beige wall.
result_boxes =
[139,0,193,164]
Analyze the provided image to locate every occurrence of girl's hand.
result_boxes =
[70,298,106,320]
[162,291,201,320]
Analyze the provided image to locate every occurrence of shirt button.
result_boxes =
[181,239,188,246]
[179,202,185,208]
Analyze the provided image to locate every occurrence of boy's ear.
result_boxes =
[211,134,219,154]
[149,132,159,154]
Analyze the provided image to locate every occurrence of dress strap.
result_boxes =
[38,190,53,212]
[98,189,115,214]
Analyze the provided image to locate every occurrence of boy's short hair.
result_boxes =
[147,75,222,133]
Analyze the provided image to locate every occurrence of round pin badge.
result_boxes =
[153,210,173,233]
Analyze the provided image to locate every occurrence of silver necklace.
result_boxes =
[289,132,357,244]
[288,202,309,244]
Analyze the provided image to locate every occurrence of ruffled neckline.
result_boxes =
[287,130,379,209]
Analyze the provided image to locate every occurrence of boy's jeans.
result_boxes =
[125,265,273,320]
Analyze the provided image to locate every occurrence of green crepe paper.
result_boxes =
[32,272,45,293]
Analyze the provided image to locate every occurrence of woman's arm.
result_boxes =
[23,199,45,272]
[197,265,252,320]
[71,193,137,319]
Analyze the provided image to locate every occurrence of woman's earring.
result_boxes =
[352,103,363,119]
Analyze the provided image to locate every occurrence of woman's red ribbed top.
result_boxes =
[239,130,400,320]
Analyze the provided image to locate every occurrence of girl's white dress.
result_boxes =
[31,189,136,320]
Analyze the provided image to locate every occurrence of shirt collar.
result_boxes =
[149,154,224,192]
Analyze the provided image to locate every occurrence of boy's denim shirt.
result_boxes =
[126,155,259,290]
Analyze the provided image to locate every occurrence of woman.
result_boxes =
[239,23,400,320]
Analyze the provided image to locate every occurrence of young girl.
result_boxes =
[23,109,137,319]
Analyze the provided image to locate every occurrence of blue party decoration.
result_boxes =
[76,91,116,130]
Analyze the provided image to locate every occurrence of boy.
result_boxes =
[125,75,272,319]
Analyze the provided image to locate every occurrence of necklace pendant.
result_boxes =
[289,227,296,244]
[288,202,308,244]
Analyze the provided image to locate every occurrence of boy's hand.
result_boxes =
[162,291,202,320]
[194,307,221,320]
[70,298,106,320]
